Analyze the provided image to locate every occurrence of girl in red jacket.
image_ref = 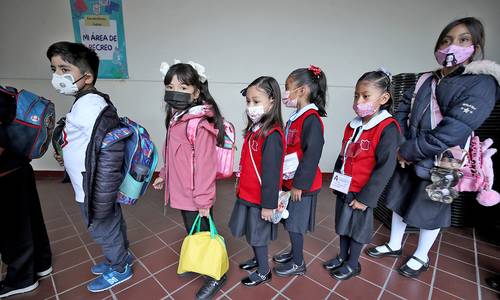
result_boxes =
[325,70,400,280]
[229,76,285,287]
[272,65,327,277]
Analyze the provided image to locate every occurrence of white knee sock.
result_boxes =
[406,228,440,270]
[376,212,406,253]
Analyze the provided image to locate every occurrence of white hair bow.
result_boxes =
[378,66,392,81]
[159,59,207,83]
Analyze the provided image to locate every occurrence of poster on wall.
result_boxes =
[70,0,128,79]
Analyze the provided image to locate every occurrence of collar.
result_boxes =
[349,110,392,130]
[288,103,318,122]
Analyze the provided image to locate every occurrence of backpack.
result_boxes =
[411,73,499,205]
[107,117,159,205]
[0,86,55,159]
[186,117,236,179]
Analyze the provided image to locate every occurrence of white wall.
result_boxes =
[1,0,499,171]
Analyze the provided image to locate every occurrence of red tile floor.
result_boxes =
[2,177,499,300]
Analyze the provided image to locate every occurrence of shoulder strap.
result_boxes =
[410,73,433,113]
[186,117,204,145]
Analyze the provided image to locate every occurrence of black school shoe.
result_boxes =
[274,261,306,277]
[241,271,272,287]
[398,256,429,278]
[365,243,402,258]
[239,258,258,271]
[196,275,227,300]
[272,250,293,264]
[0,281,39,299]
[323,256,344,270]
[486,275,500,291]
[330,262,361,281]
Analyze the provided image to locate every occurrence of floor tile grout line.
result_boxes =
[427,231,442,300]
[47,223,74,233]
[324,281,343,299]
[376,235,409,300]
[432,287,468,300]
[50,274,60,300]
[384,290,407,300]
[473,228,482,300]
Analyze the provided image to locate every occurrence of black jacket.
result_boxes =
[396,60,500,179]
[74,89,125,225]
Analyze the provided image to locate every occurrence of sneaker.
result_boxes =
[0,281,39,298]
[36,266,53,279]
[87,264,133,292]
[91,252,133,275]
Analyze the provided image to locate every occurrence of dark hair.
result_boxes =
[163,63,225,146]
[46,41,100,85]
[0,91,16,125]
[434,17,485,59]
[287,67,327,117]
[356,71,393,113]
[242,76,283,137]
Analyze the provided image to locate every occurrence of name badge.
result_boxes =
[330,172,352,194]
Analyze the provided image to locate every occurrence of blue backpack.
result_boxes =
[102,117,159,205]
[0,86,55,159]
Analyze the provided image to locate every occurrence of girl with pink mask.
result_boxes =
[366,17,500,279]
[325,70,401,280]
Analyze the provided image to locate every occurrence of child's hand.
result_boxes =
[349,199,367,211]
[152,177,165,190]
[53,152,64,167]
[291,187,302,202]
[198,208,210,217]
[261,208,273,222]
[397,150,410,168]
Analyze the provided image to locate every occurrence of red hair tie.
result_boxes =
[308,65,322,77]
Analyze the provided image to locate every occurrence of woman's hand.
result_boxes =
[198,208,210,217]
[349,199,367,211]
[261,208,273,222]
[291,187,302,202]
[152,177,165,190]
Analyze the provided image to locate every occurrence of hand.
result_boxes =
[198,208,210,217]
[349,199,367,211]
[152,177,165,190]
[397,150,410,169]
[291,187,302,202]
[53,152,64,167]
[261,208,273,222]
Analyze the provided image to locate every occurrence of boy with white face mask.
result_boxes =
[47,41,133,293]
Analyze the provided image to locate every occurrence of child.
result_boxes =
[0,90,52,298]
[152,61,227,300]
[367,17,499,278]
[326,70,400,280]
[229,76,285,286]
[47,41,132,292]
[272,65,326,277]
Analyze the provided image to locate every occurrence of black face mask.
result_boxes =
[163,90,193,110]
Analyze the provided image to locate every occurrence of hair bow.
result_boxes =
[159,59,207,83]
[308,65,322,77]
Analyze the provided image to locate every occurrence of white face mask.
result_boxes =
[282,91,298,108]
[51,73,86,96]
[246,105,266,123]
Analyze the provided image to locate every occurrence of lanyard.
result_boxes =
[340,126,363,174]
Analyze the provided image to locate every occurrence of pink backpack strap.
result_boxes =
[410,72,433,113]
[186,117,203,145]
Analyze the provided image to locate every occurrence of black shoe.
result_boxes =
[274,261,306,277]
[272,250,293,264]
[398,256,429,278]
[330,262,361,281]
[365,243,402,258]
[239,258,258,271]
[486,275,500,291]
[0,281,39,298]
[323,256,344,270]
[241,271,272,287]
[195,275,226,300]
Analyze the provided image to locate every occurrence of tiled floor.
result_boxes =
[2,177,500,300]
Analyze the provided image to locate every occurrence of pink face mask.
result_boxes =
[435,44,475,67]
[282,91,298,108]
[353,102,377,118]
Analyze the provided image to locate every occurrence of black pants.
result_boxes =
[181,209,213,234]
[0,165,52,288]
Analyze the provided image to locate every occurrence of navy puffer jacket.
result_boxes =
[395,60,500,179]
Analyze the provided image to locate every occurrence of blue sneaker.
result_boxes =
[91,252,134,275]
[87,264,133,292]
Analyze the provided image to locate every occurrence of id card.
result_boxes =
[283,152,299,174]
[329,172,352,194]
